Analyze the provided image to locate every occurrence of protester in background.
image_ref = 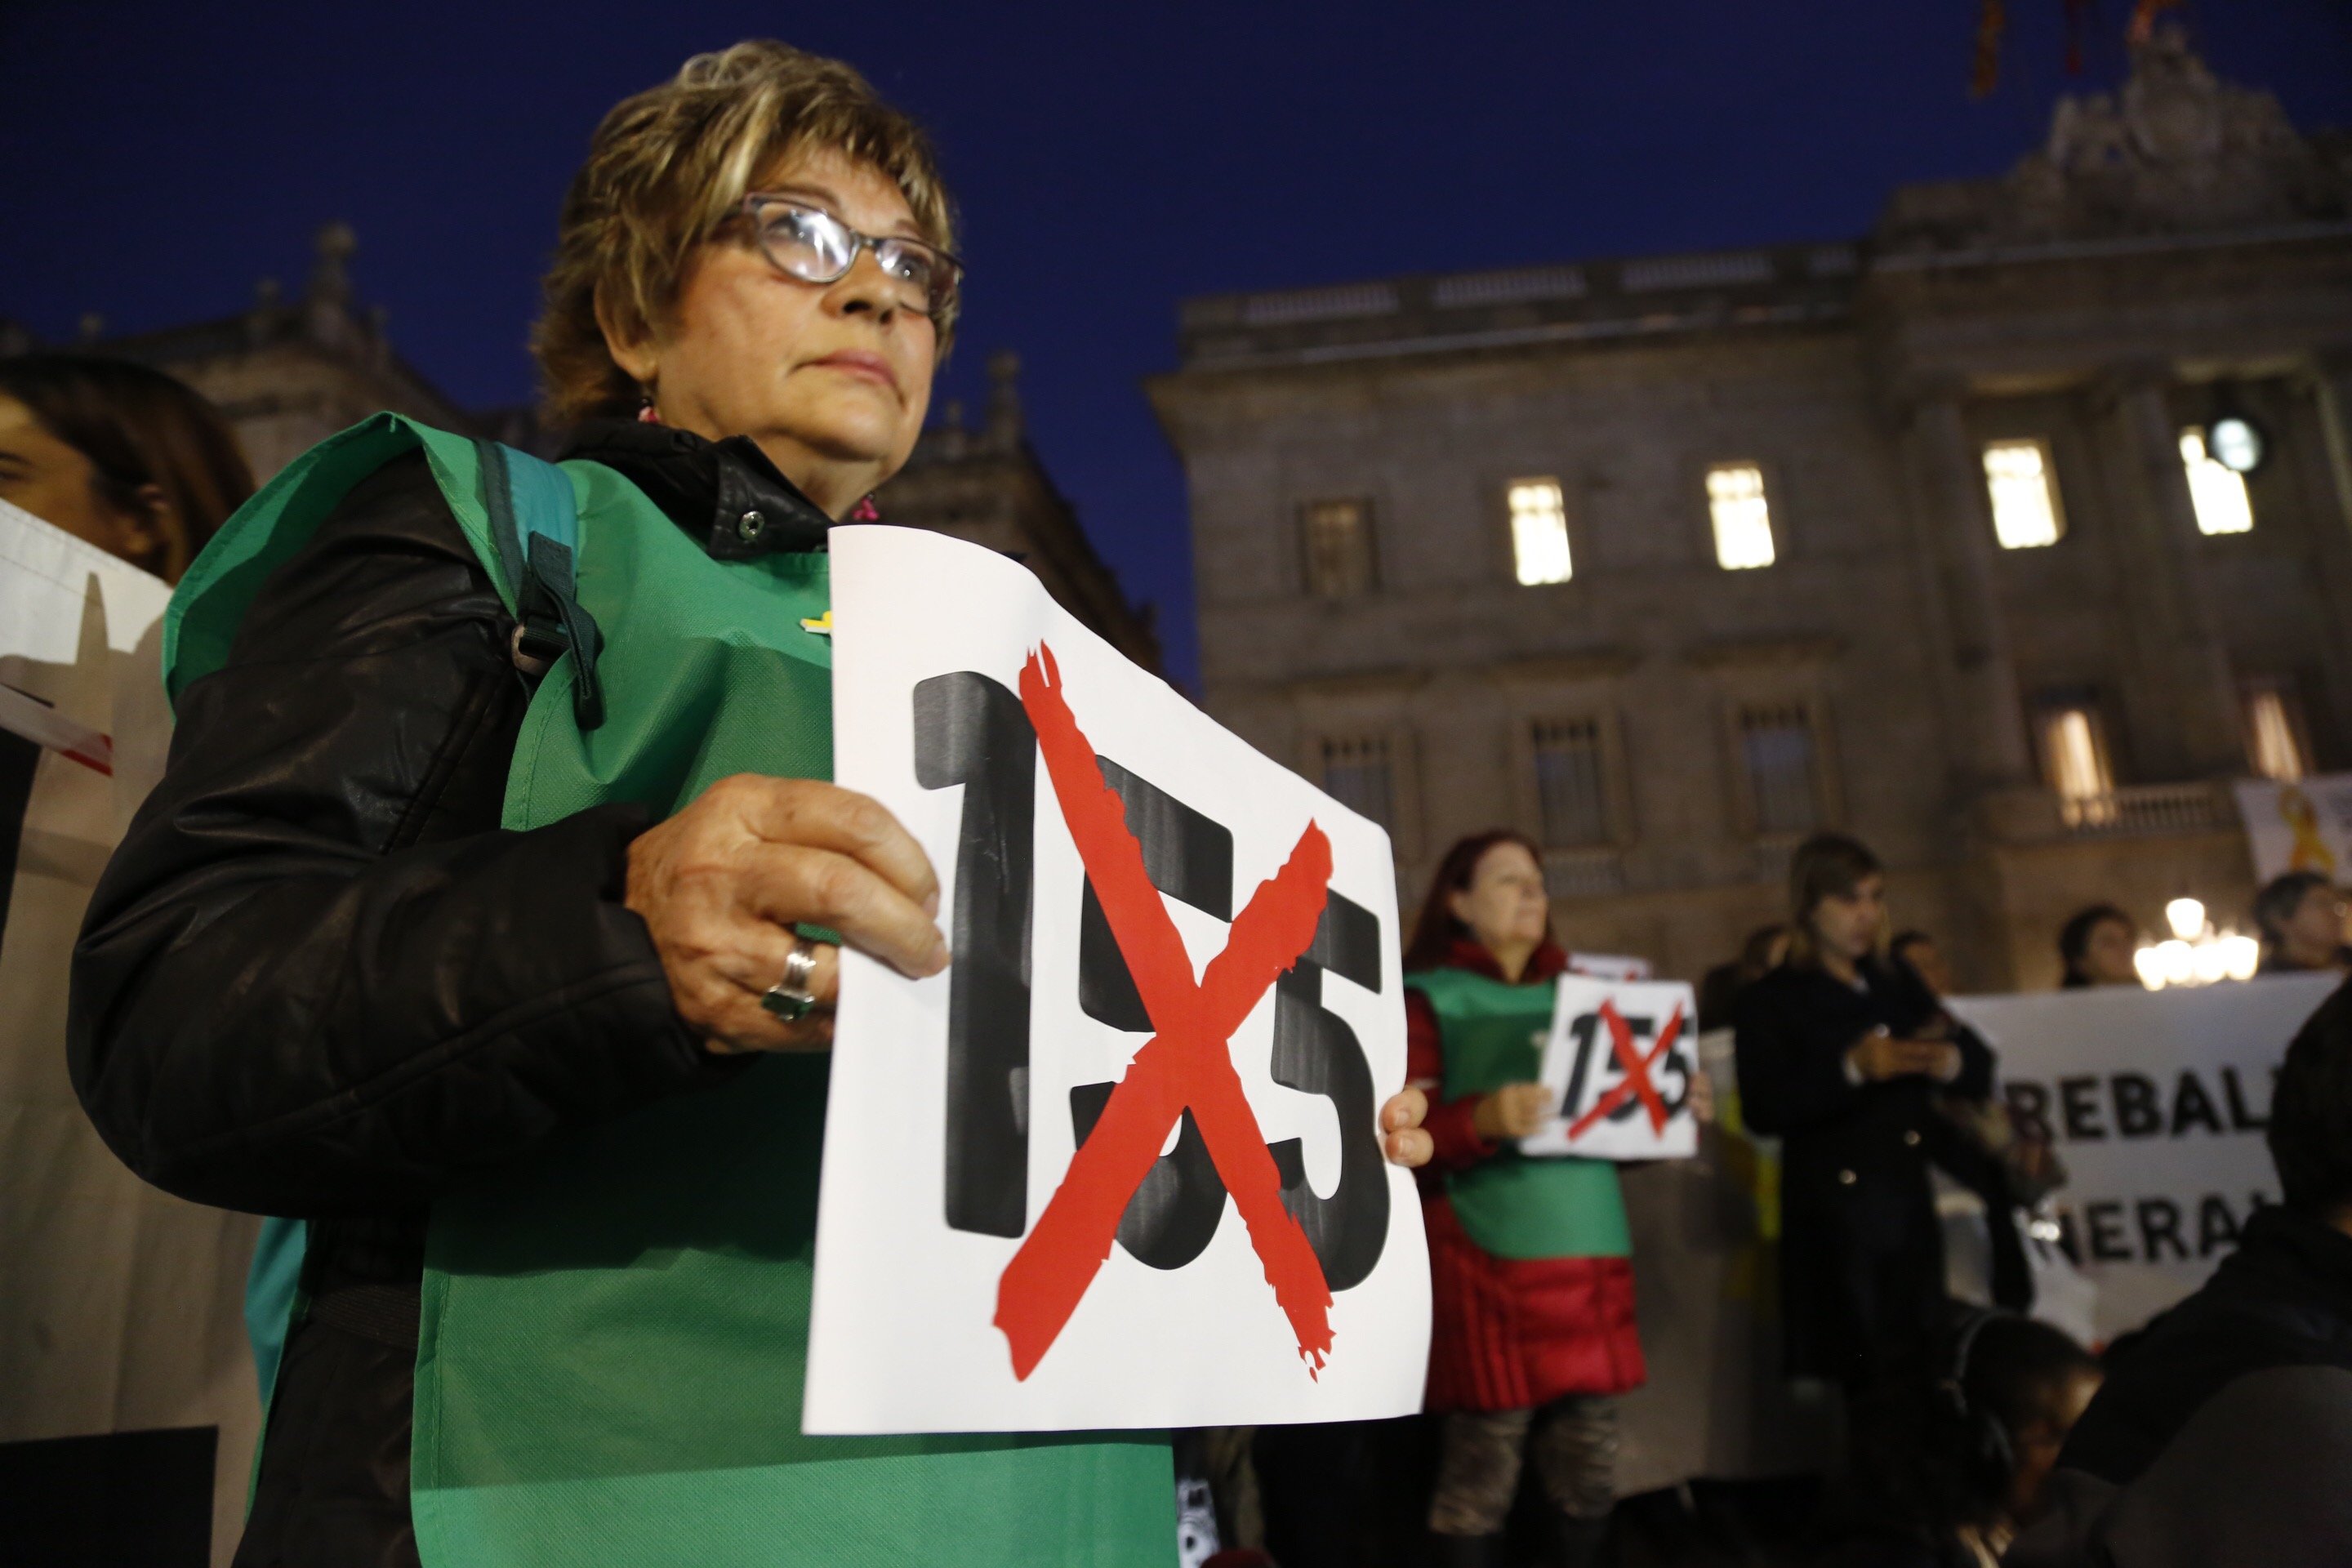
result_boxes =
[1831,1311,2101,1568]
[1733,833,2017,1389]
[2254,871,2352,976]
[1697,922,1788,1032]
[2056,905,2141,989]
[1405,830,1651,1568]
[2009,975,2352,1566]
[0,354,252,581]
[1891,929,1955,998]
[68,42,1432,1568]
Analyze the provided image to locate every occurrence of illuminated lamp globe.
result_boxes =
[2208,416,2265,474]
[2165,897,2207,942]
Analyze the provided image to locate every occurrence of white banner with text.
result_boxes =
[1950,973,2338,1342]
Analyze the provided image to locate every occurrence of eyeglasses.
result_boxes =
[738,194,962,323]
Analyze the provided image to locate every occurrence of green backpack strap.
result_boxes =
[474,439,604,730]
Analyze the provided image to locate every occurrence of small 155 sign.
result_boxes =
[1519,975,1702,1161]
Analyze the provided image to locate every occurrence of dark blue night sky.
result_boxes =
[5,2,2349,684]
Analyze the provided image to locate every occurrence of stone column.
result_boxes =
[2311,345,2352,542]
[1899,386,2035,789]
[2094,364,2244,777]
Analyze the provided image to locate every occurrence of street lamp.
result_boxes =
[2133,896,2261,989]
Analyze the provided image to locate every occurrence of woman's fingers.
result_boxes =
[712,775,941,916]
[738,840,947,979]
[1380,1085,1428,1134]
[1383,1127,1433,1169]
[703,927,842,1011]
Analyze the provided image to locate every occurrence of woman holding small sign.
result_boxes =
[70,41,1430,1568]
[1733,832,2021,1392]
[1403,829,1657,1568]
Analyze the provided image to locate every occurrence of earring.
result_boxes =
[850,496,881,522]
[636,387,662,425]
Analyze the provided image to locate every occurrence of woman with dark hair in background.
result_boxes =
[1833,1312,2102,1568]
[2255,871,2352,976]
[1733,833,2018,1390]
[2057,905,2140,989]
[0,354,253,581]
[1404,830,1655,1568]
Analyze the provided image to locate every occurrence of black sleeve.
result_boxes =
[1732,980,1860,1137]
[69,452,737,1218]
[1947,1018,1995,1102]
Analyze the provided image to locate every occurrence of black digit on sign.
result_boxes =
[1564,1011,1603,1118]
[915,672,1037,1238]
[1607,1013,1657,1123]
[1071,758,1236,1268]
[0,728,38,946]
[1265,890,1389,1290]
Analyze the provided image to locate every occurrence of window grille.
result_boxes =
[2036,701,2117,826]
[1508,479,1572,585]
[1706,464,1776,569]
[1300,499,1377,598]
[2243,679,2309,782]
[1983,440,2064,550]
[2180,428,2255,536]
[1321,735,1395,830]
[1532,719,1610,847]
[1737,703,1820,835]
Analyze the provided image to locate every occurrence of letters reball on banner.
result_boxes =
[807,526,1430,1436]
[1520,975,1704,1161]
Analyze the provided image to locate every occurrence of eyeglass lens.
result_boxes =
[753,202,952,317]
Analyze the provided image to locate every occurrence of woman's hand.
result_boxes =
[1847,1030,1960,1083]
[625,775,947,1054]
[1471,1081,1555,1142]
[1379,1087,1432,1168]
[1686,1066,1717,1125]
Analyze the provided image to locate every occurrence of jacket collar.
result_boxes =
[559,419,835,559]
[1438,935,1571,986]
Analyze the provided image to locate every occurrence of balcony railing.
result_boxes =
[2059,782,2236,839]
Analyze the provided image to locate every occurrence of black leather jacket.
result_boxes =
[68,419,836,1567]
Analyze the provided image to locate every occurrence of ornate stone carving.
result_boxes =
[1878,28,2348,252]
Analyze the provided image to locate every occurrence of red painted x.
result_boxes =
[1564,999,1685,1140]
[993,644,1336,1381]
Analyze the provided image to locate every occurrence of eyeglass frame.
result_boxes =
[733,192,964,321]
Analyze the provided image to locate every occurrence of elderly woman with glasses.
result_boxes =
[71,42,1428,1568]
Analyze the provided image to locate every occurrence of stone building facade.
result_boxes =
[8,229,1157,667]
[1149,34,2352,989]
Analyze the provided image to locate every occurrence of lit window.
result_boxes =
[1737,702,1818,835]
[1508,479,1572,585]
[2037,702,2116,826]
[1299,498,1377,598]
[1532,719,1609,846]
[1706,464,1775,569]
[1321,735,1395,829]
[2243,679,2309,782]
[1983,440,2064,549]
[2180,429,2254,536]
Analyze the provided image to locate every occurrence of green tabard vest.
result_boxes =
[1405,967,1628,1262]
[167,416,1172,1567]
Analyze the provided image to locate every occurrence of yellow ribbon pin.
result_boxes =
[800,610,832,638]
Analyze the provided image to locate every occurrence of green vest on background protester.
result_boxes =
[167,415,1172,1568]
[1405,966,1629,1262]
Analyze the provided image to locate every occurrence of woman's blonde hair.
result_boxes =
[532,40,956,425]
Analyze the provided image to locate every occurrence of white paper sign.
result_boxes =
[1949,974,2337,1342]
[807,526,1430,1435]
[2234,775,2352,884]
[1519,974,1702,1161]
[2,498,261,1566]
